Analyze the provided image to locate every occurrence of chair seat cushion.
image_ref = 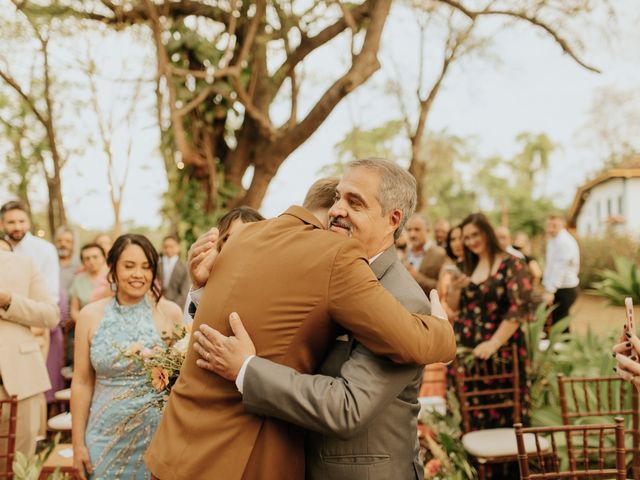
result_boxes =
[54,388,71,401]
[47,412,72,431]
[462,428,549,458]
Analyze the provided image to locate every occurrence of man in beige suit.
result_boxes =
[0,250,60,469]
[404,214,448,294]
[195,162,442,479]
[145,161,455,480]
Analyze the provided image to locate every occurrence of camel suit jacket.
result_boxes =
[242,246,446,479]
[0,251,60,400]
[145,206,455,480]
[158,257,191,308]
[414,244,448,293]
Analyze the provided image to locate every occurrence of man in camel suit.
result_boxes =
[0,250,60,470]
[145,161,456,480]
[193,164,444,479]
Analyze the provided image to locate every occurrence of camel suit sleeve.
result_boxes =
[328,242,455,365]
[243,346,417,439]
[0,261,59,329]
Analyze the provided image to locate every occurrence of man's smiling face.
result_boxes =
[328,166,398,258]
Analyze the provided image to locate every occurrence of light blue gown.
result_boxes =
[86,297,163,479]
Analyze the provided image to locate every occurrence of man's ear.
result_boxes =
[389,209,402,232]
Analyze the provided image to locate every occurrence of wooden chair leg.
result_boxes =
[478,459,487,480]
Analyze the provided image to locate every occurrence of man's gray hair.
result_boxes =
[54,225,75,241]
[346,158,417,240]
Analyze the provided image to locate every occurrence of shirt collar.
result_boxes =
[368,252,384,264]
[13,231,33,250]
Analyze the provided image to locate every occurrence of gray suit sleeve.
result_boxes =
[242,344,418,440]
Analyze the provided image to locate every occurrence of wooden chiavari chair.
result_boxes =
[558,374,640,479]
[454,344,549,479]
[0,396,17,479]
[515,417,626,479]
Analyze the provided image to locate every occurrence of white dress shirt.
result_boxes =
[13,232,60,299]
[161,255,179,290]
[405,241,433,270]
[543,229,580,293]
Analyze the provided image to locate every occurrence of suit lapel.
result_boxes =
[370,246,398,280]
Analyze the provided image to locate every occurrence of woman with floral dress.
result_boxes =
[448,213,533,430]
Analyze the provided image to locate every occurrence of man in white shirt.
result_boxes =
[542,214,580,328]
[1,201,60,300]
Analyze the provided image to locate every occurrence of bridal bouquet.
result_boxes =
[117,324,191,409]
[111,325,190,435]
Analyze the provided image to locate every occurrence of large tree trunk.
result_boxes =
[44,175,65,236]
[409,144,427,212]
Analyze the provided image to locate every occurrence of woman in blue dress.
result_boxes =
[71,234,183,479]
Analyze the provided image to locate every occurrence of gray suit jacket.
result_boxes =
[243,246,437,480]
[159,257,191,308]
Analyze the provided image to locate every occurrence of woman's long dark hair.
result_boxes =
[460,213,505,276]
[445,225,462,262]
[107,234,161,301]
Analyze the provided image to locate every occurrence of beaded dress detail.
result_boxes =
[86,296,163,479]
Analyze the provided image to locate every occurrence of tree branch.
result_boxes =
[437,0,601,73]
[35,0,231,26]
[0,69,49,128]
[275,0,392,158]
[270,0,372,98]
[143,0,203,168]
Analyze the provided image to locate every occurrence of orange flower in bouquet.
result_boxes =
[151,367,170,391]
[118,324,190,407]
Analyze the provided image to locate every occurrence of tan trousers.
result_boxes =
[0,387,42,473]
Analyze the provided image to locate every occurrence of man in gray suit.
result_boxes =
[158,235,191,308]
[193,160,453,479]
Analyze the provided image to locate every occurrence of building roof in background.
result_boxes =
[568,156,640,227]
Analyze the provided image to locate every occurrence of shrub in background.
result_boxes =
[578,234,640,288]
[591,257,640,305]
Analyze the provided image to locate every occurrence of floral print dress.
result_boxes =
[454,256,533,431]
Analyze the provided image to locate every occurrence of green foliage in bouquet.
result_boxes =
[12,433,69,480]
[591,256,640,306]
[419,392,477,480]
